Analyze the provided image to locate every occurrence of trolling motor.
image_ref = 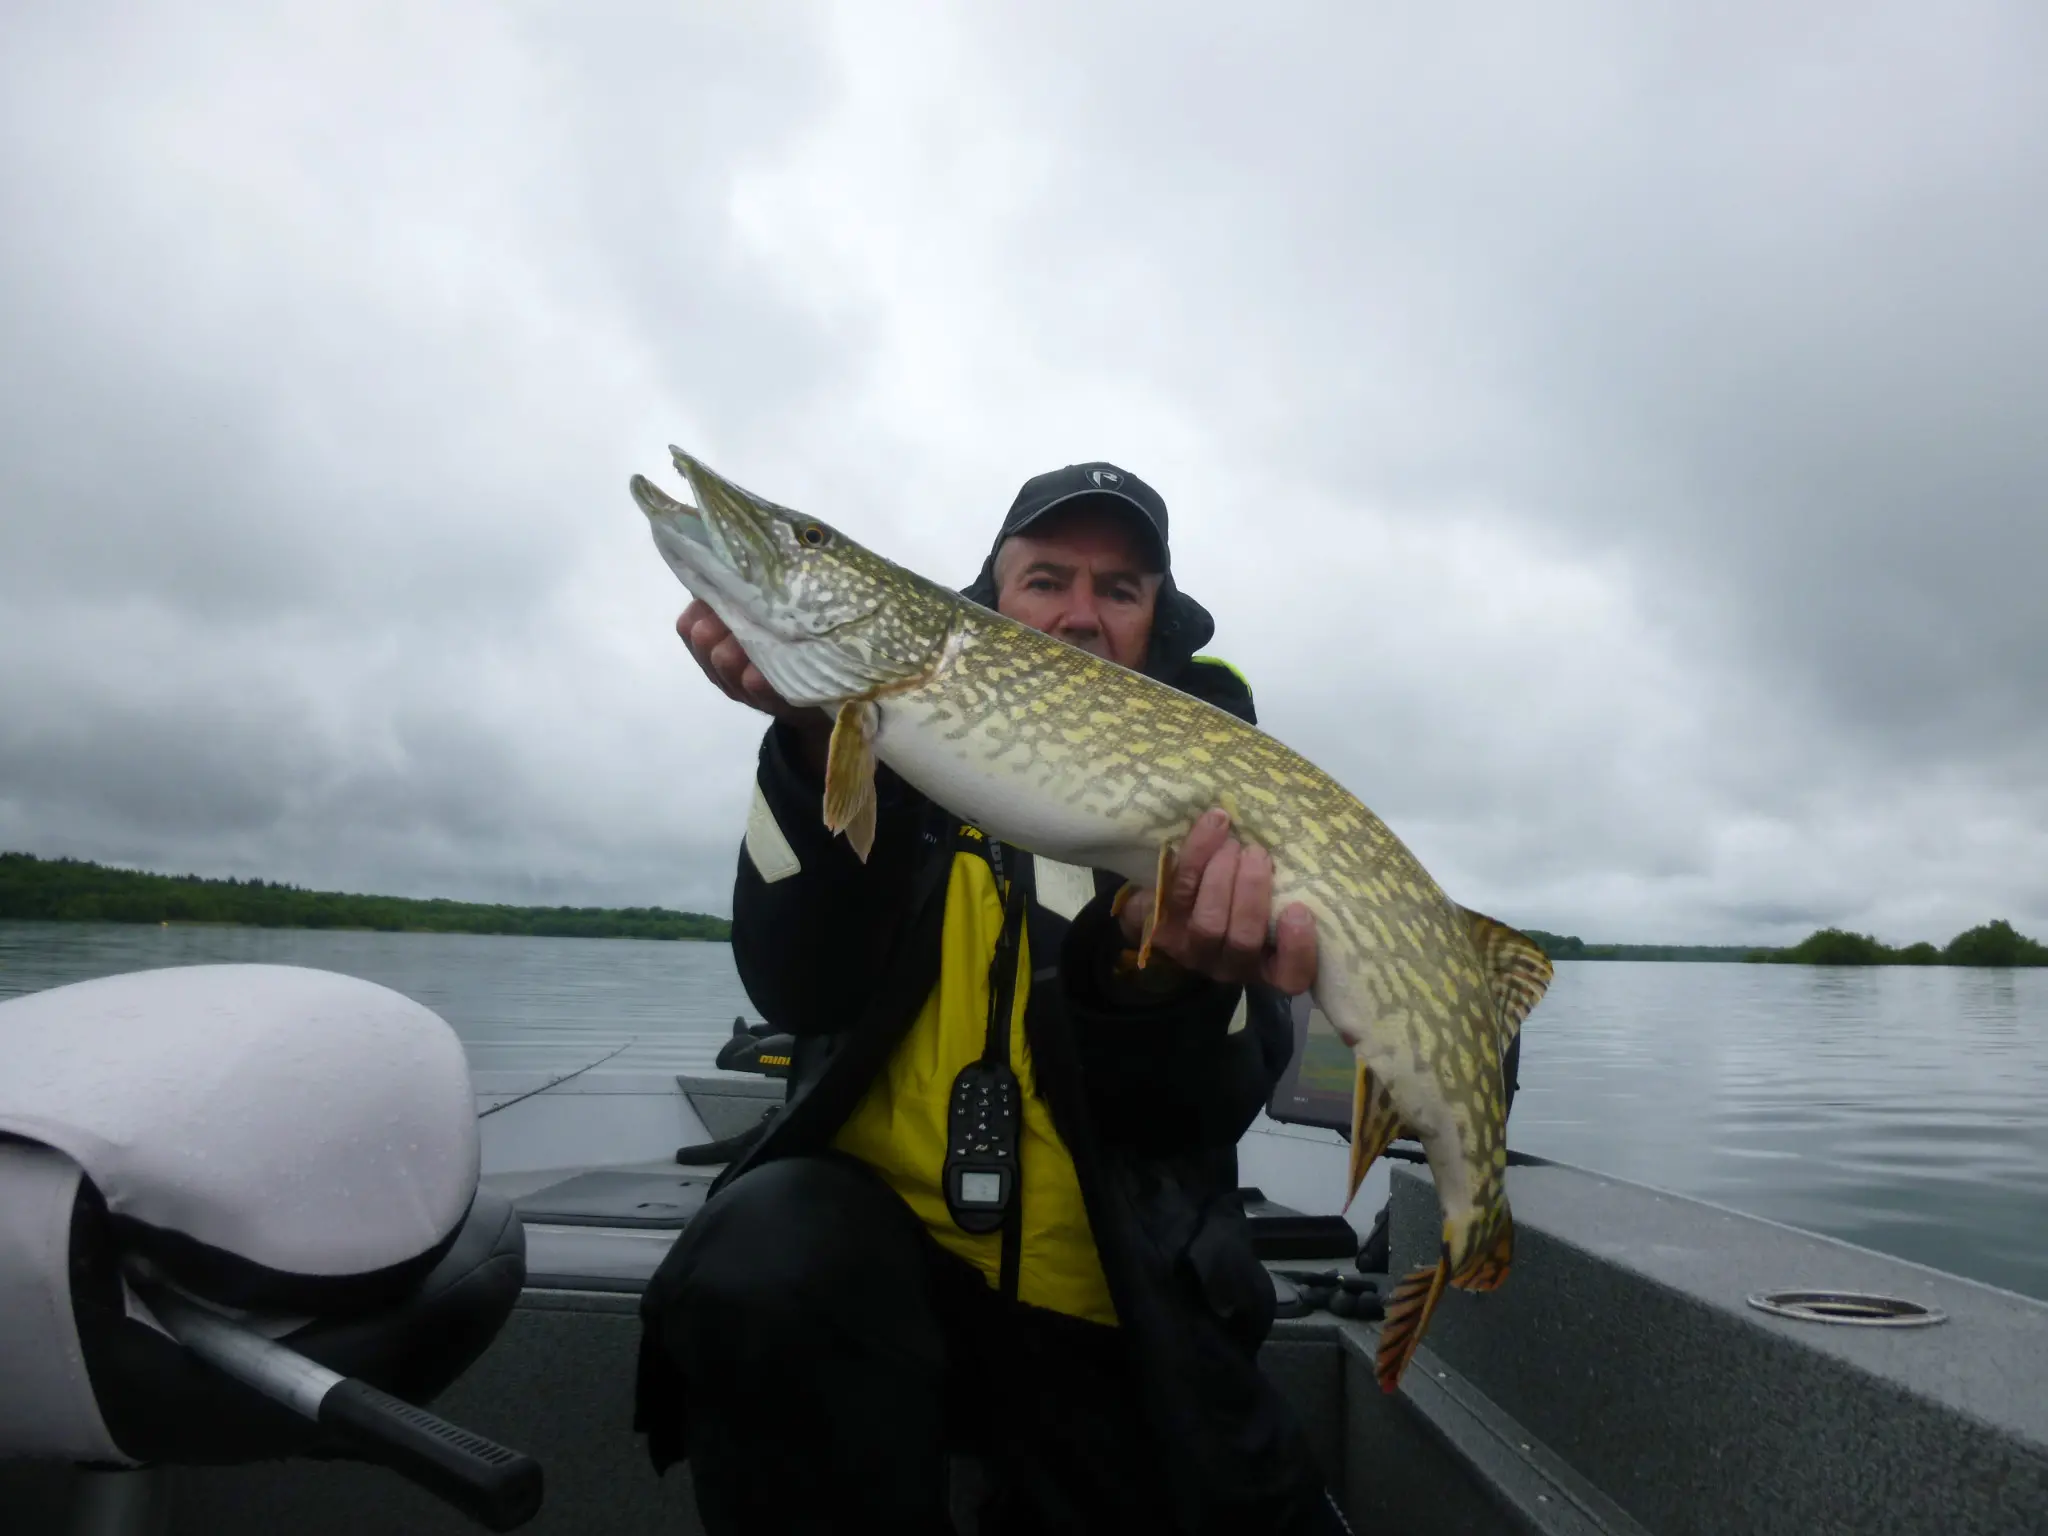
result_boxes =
[671,1018,795,1167]
[0,964,544,1533]
[712,1014,796,1078]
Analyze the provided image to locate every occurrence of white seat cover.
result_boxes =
[0,964,478,1299]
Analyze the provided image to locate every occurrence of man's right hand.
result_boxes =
[677,600,799,719]
[677,601,832,769]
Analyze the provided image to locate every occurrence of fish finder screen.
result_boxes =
[1265,994,1357,1137]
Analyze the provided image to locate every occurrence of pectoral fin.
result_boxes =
[823,701,879,861]
[1136,840,1176,968]
[1343,1063,1404,1213]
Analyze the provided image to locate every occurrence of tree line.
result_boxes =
[1521,933,1757,962]
[8,851,2040,966]
[0,852,731,942]
[1745,919,2047,968]
[1524,920,2047,967]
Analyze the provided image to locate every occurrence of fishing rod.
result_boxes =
[1380,1142,1553,1168]
[477,1038,638,1120]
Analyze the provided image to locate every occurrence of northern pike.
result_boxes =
[630,447,1554,1391]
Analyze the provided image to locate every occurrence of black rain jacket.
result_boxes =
[635,549,1330,1534]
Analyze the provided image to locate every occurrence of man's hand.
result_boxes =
[677,600,803,719]
[1114,808,1318,996]
[676,601,831,770]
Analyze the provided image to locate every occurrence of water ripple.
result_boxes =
[1512,961,2048,1301]
[5,929,2046,1301]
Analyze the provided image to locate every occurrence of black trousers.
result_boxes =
[644,1153,1349,1536]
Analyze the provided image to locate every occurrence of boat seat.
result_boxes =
[0,964,530,1521]
[43,1148,527,1466]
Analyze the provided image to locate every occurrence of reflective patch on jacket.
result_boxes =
[831,843,1117,1326]
[1033,857,1097,922]
[744,783,801,884]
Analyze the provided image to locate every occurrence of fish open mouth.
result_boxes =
[631,447,785,599]
[631,464,749,606]
[628,473,712,551]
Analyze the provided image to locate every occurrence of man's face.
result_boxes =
[992,505,1162,670]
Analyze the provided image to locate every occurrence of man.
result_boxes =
[634,462,1348,1535]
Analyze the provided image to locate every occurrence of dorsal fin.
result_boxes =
[1459,908,1554,1048]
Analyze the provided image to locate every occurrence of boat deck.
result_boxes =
[8,1068,2047,1533]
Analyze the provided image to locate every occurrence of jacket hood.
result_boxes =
[959,537,1217,684]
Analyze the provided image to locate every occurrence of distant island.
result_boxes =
[1744,920,2047,968]
[1526,920,2047,968]
[0,852,731,942]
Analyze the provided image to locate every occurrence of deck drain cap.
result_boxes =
[1746,1289,1947,1327]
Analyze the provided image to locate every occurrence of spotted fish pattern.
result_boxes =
[630,446,1555,1391]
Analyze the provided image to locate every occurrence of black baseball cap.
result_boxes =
[997,461,1170,573]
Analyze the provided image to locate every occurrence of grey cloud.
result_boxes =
[2,1,2044,947]
[952,4,2048,760]
[0,1,840,624]
[0,583,766,912]
[0,2,836,912]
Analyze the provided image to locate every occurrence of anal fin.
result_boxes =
[1342,1063,1404,1214]
[823,701,878,861]
[1376,1256,1449,1394]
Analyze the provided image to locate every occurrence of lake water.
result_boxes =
[4,922,2045,1304]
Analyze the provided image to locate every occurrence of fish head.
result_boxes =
[631,447,953,708]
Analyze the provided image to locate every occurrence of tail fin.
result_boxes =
[1377,1212,1512,1391]
[1375,1256,1449,1393]
[1450,1211,1514,1293]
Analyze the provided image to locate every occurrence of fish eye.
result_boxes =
[798,523,831,548]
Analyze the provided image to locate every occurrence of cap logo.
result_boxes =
[1090,469,1122,488]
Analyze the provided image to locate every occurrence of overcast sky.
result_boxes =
[3,2,2044,945]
